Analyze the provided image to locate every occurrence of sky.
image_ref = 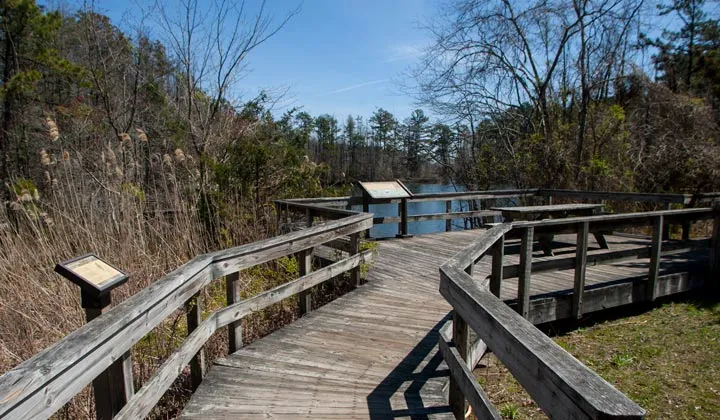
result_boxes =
[44,0,437,121]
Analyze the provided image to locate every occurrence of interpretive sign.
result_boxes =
[357,180,412,200]
[55,254,128,295]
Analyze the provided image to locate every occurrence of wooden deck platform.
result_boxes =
[181,230,707,419]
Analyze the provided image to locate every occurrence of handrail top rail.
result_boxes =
[440,265,647,418]
[0,211,373,416]
[440,223,512,272]
[512,207,715,229]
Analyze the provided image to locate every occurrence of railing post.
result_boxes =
[299,248,313,314]
[226,272,243,353]
[518,227,533,319]
[306,208,314,228]
[446,200,452,232]
[397,198,412,238]
[490,235,505,298]
[648,215,663,301]
[350,232,362,287]
[186,292,205,391]
[573,222,589,318]
[662,203,672,240]
[710,212,720,290]
[449,311,470,419]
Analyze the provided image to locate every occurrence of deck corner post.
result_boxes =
[490,235,505,298]
[299,248,313,315]
[573,221,589,318]
[449,311,470,419]
[226,272,243,353]
[648,215,664,301]
[186,292,206,391]
[518,227,534,318]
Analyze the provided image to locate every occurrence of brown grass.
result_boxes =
[0,146,315,418]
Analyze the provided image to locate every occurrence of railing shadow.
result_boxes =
[367,314,452,420]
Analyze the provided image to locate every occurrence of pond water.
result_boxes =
[350,183,463,238]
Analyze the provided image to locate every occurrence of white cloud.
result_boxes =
[326,79,390,95]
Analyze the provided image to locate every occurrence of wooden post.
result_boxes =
[186,292,205,391]
[648,215,663,301]
[518,227,533,319]
[490,235,505,298]
[396,198,412,238]
[362,192,371,239]
[81,292,133,420]
[662,203,672,240]
[299,248,313,314]
[349,233,361,287]
[449,311,470,419]
[710,213,720,290]
[226,272,243,353]
[306,208,314,228]
[445,200,452,232]
[573,222,589,319]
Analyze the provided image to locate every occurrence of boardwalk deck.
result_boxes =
[181,230,707,419]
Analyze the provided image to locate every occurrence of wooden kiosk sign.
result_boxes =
[354,180,414,238]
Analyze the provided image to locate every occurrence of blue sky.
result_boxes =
[45,0,436,121]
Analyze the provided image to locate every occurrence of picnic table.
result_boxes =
[491,203,608,256]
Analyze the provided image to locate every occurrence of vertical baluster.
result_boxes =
[226,272,243,353]
[449,312,469,419]
[446,200,452,232]
[518,227,534,318]
[490,235,505,298]
[186,292,205,391]
[573,222,589,318]
[299,248,313,315]
[710,212,720,290]
[349,233,361,287]
[648,215,663,301]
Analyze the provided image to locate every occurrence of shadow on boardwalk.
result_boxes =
[367,315,453,420]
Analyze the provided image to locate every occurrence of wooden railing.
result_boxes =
[281,188,720,237]
[0,209,373,420]
[438,207,720,419]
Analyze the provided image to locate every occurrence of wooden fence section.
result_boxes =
[0,212,373,420]
[280,188,720,238]
[438,205,720,419]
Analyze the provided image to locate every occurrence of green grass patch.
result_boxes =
[473,298,720,419]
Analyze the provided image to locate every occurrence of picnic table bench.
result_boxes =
[491,203,609,255]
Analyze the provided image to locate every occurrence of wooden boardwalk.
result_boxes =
[181,230,707,419]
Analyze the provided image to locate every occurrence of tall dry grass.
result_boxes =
[0,137,301,418]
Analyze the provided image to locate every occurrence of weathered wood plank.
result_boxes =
[518,227,533,319]
[439,266,646,419]
[490,235,505,298]
[438,327,501,420]
[539,189,688,204]
[225,272,243,353]
[502,238,710,279]
[449,312,470,419]
[648,215,663,300]
[573,222,589,318]
[185,292,205,391]
[215,250,374,328]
